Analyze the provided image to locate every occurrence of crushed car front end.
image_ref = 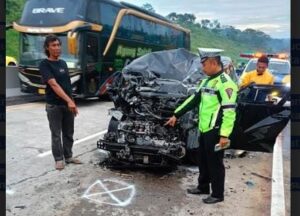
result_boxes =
[97,49,290,168]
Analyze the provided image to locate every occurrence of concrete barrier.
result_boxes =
[6,66,27,97]
[6,66,19,88]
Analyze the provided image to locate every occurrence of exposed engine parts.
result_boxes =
[97,49,290,168]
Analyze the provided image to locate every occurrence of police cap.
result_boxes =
[198,48,224,63]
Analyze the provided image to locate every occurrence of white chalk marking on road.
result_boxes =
[271,132,285,216]
[37,130,107,158]
[82,179,135,207]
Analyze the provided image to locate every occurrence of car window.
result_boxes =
[244,60,256,73]
[243,59,290,75]
[269,61,290,75]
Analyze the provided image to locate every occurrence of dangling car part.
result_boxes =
[97,49,290,167]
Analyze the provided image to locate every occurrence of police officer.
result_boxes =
[165,48,238,204]
[239,55,274,89]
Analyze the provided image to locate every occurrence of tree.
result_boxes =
[142,3,155,13]
[6,0,26,23]
[200,19,210,29]
[167,13,196,25]
[182,13,196,24]
[213,20,221,29]
[167,12,178,22]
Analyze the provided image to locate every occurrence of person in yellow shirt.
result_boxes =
[239,56,275,89]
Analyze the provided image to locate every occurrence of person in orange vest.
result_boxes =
[239,56,274,89]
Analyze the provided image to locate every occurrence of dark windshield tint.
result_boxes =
[20,0,86,26]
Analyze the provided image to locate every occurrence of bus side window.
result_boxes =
[100,3,120,26]
[86,34,98,63]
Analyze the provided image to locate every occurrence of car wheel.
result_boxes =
[108,117,119,133]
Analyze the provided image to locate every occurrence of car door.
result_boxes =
[230,84,290,152]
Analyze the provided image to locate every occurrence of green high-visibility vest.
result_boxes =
[174,71,238,137]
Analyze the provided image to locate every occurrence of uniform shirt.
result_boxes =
[240,69,274,88]
[174,71,238,137]
[39,59,72,105]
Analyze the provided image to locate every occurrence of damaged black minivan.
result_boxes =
[97,49,290,167]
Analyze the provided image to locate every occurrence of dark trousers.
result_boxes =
[197,129,225,198]
[46,104,74,161]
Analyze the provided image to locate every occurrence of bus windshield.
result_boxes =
[20,34,78,68]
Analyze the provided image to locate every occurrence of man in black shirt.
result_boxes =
[39,34,82,170]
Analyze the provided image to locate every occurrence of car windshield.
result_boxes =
[244,59,290,75]
[19,34,78,68]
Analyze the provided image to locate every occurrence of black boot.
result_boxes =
[187,187,210,195]
[202,195,224,204]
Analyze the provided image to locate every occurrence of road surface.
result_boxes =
[6,99,288,216]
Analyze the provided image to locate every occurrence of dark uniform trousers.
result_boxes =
[46,104,74,161]
[197,128,225,198]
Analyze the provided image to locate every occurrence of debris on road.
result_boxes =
[245,181,255,188]
[251,172,272,181]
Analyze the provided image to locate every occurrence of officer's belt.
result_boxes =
[221,104,236,109]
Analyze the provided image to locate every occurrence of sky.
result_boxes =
[115,0,290,39]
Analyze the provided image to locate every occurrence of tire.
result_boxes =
[8,62,16,66]
[108,117,119,133]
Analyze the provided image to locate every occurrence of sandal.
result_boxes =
[55,160,64,170]
[65,157,82,164]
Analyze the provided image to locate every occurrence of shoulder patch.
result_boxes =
[225,88,233,99]
[220,74,228,83]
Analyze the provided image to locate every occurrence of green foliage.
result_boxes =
[6,0,26,23]
[172,14,290,65]
[6,0,24,59]
[187,24,254,64]
[141,3,155,13]
[6,30,19,60]
[167,13,196,25]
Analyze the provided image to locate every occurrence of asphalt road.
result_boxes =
[6,99,288,216]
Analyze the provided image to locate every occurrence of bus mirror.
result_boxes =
[67,32,78,55]
[6,24,13,30]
